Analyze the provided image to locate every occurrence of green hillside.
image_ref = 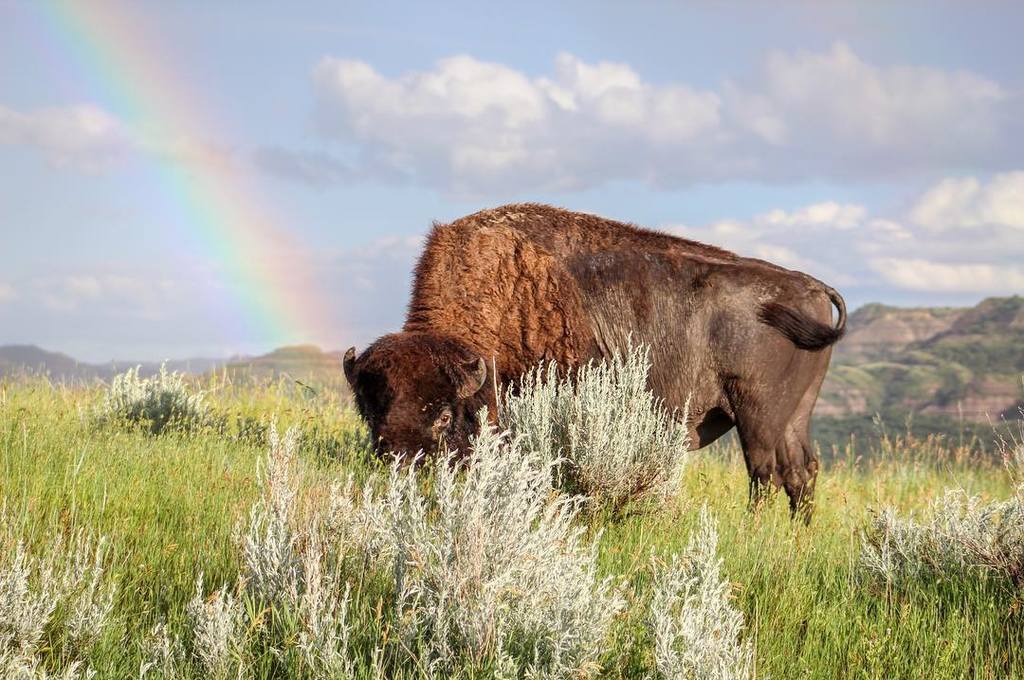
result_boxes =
[818,296,1024,420]
[814,296,1024,451]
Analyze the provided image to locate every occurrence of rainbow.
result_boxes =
[27,1,339,352]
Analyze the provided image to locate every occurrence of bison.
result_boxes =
[343,204,846,518]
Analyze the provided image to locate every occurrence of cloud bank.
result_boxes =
[0,103,128,170]
[5,44,1019,197]
[311,43,1020,194]
[670,172,1024,297]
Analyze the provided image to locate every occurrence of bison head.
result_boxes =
[343,332,490,459]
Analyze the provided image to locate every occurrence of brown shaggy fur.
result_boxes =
[344,203,846,519]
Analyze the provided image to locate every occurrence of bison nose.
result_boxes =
[373,437,416,462]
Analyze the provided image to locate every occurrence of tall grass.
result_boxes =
[2,375,1023,678]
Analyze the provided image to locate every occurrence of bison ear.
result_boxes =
[458,357,487,399]
[343,347,357,385]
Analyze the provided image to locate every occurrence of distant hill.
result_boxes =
[818,296,1024,423]
[833,303,964,363]
[223,345,346,387]
[0,345,226,382]
[0,345,105,381]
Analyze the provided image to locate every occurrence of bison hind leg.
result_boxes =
[740,431,816,521]
[782,424,818,524]
[734,406,821,522]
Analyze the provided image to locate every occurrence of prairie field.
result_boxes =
[2,373,1022,679]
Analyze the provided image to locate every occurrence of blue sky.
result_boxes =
[2,1,1023,361]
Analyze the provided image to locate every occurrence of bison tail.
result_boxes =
[758,286,847,351]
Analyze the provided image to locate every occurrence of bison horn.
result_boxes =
[459,357,488,398]
[343,346,357,384]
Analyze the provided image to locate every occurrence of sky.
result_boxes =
[1,1,1023,362]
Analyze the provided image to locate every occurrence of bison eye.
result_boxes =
[435,408,452,429]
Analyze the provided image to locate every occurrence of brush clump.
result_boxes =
[862,415,1024,588]
[174,420,622,678]
[369,419,624,677]
[648,506,757,680]
[0,523,115,679]
[97,364,211,434]
[501,343,690,511]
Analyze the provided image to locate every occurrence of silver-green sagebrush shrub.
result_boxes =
[501,344,690,510]
[367,419,624,677]
[863,423,1024,587]
[181,420,623,678]
[648,507,756,680]
[862,489,1024,587]
[187,577,244,679]
[0,524,116,679]
[98,364,210,434]
[182,425,359,679]
[138,622,186,680]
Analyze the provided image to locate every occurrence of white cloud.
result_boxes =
[7,44,1018,194]
[750,244,821,273]
[761,201,867,230]
[666,170,1024,296]
[909,171,1024,230]
[39,273,181,317]
[313,52,724,194]
[0,102,245,176]
[312,44,1017,194]
[0,103,128,169]
[868,258,1024,292]
[728,43,1004,152]
[670,201,869,286]
[0,283,16,303]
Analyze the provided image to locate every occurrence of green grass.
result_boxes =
[2,377,1022,679]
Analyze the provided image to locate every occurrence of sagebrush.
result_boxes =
[370,419,624,677]
[862,414,1024,587]
[501,344,690,510]
[179,418,625,678]
[648,506,756,680]
[172,425,359,679]
[862,488,1024,587]
[0,522,115,679]
[97,365,210,434]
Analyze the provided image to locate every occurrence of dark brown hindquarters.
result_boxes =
[742,285,846,521]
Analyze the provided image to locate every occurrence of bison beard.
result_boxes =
[343,204,846,521]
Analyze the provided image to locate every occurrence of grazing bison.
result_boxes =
[344,204,845,518]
